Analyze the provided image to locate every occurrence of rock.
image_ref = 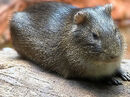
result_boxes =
[0,48,130,97]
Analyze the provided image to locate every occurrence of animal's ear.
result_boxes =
[74,12,85,24]
[104,4,112,15]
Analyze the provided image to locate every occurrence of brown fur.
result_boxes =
[10,1,125,79]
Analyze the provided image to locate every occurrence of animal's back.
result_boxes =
[10,2,77,69]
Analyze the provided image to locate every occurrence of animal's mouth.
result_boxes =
[99,54,121,63]
[107,56,120,62]
[91,56,121,67]
[91,52,121,63]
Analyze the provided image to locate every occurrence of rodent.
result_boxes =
[10,1,130,85]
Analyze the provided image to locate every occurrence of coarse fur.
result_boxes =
[10,1,129,83]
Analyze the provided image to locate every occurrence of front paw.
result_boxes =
[116,69,130,81]
[107,78,122,85]
[101,77,122,85]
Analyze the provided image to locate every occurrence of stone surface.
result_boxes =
[0,48,130,97]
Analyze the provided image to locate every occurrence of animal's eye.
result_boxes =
[92,33,99,40]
